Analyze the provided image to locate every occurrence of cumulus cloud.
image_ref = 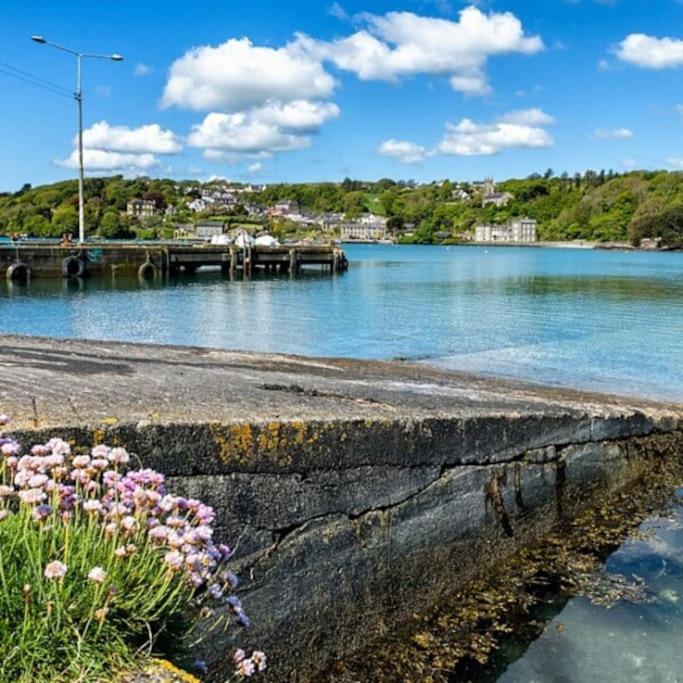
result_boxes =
[378,138,427,163]
[81,121,182,154]
[616,34,683,69]
[593,127,634,139]
[300,7,543,96]
[161,38,336,111]
[248,162,263,174]
[188,112,311,160]
[186,101,338,161]
[436,109,554,156]
[56,149,160,171]
[377,108,554,162]
[250,100,340,133]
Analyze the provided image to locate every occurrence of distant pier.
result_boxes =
[0,241,349,280]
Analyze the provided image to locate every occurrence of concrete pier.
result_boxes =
[2,335,681,680]
[0,241,348,280]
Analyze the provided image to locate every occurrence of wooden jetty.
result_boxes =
[0,241,348,281]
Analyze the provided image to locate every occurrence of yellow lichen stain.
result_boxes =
[211,423,254,465]
[153,658,201,682]
[102,416,119,426]
[92,427,106,445]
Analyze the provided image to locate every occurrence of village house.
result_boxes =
[269,200,300,217]
[126,198,157,218]
[187,198,208,213]
[340,216,389,241]
[475,218,538,243]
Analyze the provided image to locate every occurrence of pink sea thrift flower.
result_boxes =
[44,560,67,580]
[0,510,12,522]
[108,447,130,465]
[83,500,102,514]
[164,550,184,571]
[1,441,20,457]
[88,567,107,583]
[28,474,48,489]
[19,488,46,505]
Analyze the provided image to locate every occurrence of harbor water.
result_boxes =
[0,244,682,401]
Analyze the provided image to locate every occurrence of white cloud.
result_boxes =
[436,110,554,156]
[56,149,160,171]
[248,162,263,174]
[161,38,336,111]
[328,2,348,20]
[81,121,182,154]
[188,112,311,160]
[300,7,543,96]
[617,34,683,69]
[250,100,340,133]
[134,63,153,77]
[499,108,555,126]
[593,127,634,139]
[378,138,427,163]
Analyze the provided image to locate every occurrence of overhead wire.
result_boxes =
[0,60,73,99]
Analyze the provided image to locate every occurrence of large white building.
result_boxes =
[475,218,538,243]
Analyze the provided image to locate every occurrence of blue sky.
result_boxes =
[2,0,683,191]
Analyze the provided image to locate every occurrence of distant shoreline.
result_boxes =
[341,239,680,252]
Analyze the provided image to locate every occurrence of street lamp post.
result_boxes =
[31,36,123,244]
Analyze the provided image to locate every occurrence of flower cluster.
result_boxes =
[0,415,265,680]
[1,434,248,622]
[234,649,268,678]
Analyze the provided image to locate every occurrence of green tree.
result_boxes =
[51,205,78,233]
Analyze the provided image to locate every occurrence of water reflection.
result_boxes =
[499,494,683,682]
[1,245,682,401]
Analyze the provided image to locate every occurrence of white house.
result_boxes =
[475,218,537,243]
[187,198,207,213]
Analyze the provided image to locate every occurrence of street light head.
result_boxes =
[111,54,124,62]
[31,35,47,44]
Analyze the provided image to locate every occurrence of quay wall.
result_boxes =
[2,336,681,680]
[0,242,347,279]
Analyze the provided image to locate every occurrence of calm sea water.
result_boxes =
[1,244,682,401]
[498,493,683,683]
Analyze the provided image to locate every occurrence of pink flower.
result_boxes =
[0,485,14,497]
[0,510,12,522]
[1,441,20,457]
[251,652,267,673]
[19,488,46,505]
[72,455,91,468]
[235,659,255,677]
[91,445,111,459]
[46,438,70,456]
[164,550,184,571]
[44,560,67,580]
[83,500,102,514]
[108,447,130,465]
[0,414,10,426]
[87,567,107,583]
[28,474,48,489]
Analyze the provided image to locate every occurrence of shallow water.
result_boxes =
[1,244,682,400]
[496,494,683,683]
